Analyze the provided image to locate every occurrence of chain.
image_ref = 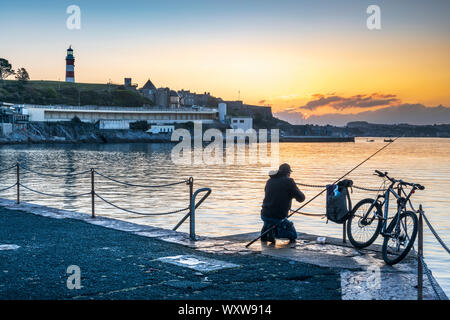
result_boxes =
[19,165,90,178]
[94,170,189,188]
[297,182,387,192]
[296,182,327,188]
[414,249,445,300]
[94,192,189,216]
[352,185,387,192]
[422,211,450,255]
[19,183,91,198]
[0,183,18,193]
[289,209,325,217]
[0,164,17,173]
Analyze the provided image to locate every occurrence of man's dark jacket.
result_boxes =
[261,174,306,220]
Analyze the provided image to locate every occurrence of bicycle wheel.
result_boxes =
[347,199,382,248]
[382,211,418,265]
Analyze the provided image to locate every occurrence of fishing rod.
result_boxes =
[245,136,402,248]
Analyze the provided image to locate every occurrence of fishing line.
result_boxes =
[245,136,402,248]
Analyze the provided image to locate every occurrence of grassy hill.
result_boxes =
[0,80,153,107]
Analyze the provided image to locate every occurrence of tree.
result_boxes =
[15,68,30,82]
[71,116,82,124]
[0,58,15,80]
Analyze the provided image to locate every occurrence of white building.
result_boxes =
[218,103,227,123]
[146,125,175,134]
[18,104,218,129]
[99,120,131,130]
[230,117,253,131]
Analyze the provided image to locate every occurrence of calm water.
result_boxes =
[0,138,448,295]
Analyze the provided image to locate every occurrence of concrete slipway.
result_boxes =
[0,198,446,300]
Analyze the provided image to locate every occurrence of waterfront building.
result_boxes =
[65,46,75,83]
[146,124,175,134]
[169,90,180,109]
[194,92,211,106]
[223,100,272,120]
[16,104,218,129]
[230,117,253,131]
[0,104,29,125]
[0,103,29,134]
[178,90,195,106]
[139,79,157,102]
[218,103,227,123]
[156,88,170,108]
[124,78,138,90]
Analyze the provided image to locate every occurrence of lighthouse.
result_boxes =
[65,46,75,82]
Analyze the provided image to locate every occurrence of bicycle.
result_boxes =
[347,170,425,265]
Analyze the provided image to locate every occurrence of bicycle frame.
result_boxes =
[348,170,424,264]
[367,181,417,237]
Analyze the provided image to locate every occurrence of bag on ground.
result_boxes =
[326,179,353,224]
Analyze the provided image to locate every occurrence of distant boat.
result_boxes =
[384,139,394,142]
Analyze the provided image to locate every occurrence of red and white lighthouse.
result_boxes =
[65,46,75,82]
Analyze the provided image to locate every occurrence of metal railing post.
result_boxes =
[16,162,20,204]
[418,205,424,300]
[173,185,211,233]
[91,168,95,218]
[188,177,194,240]
[343,221,347,243]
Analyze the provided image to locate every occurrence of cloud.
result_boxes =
[298,93,401,111]
[275,104,450,126]
[275,110,307,124]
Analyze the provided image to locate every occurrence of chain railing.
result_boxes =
[294,181,387,243]
[296,181,448,299]
[296,181,388,192]
[415,205,449,300]
[0,163,211,240]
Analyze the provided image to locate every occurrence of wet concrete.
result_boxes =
[0,200,340,300]
[0,198,447,300]
[216,233,447,300]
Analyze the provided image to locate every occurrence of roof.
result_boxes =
[66,46,74,59]
[142,79,156,90]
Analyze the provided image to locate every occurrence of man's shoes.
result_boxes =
[261,231,276,243]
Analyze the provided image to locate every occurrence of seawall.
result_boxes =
[0,198,446,300]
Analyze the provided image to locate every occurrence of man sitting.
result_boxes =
[260,163,305,243]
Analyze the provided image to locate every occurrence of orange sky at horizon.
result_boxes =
[9,24,449,116]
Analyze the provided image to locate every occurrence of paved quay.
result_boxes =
[0,203,339,300]
[0,199,446,300]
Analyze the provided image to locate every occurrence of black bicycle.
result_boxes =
[347,170,425,265]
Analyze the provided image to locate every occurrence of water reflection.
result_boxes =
[0,138,448,294]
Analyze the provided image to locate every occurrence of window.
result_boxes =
[240,120,244,123]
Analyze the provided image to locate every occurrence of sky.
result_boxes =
[1,0,449,124]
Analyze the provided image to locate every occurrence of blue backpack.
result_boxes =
[326,179,353,224]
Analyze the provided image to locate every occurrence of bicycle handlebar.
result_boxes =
[374,170,385,177]
[374,170,425,190]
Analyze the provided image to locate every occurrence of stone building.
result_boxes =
[139,79,157,103]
